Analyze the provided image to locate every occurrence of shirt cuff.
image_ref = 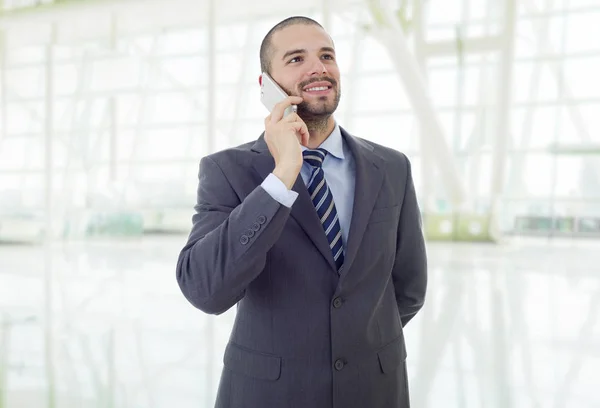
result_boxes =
[261,173,299,208]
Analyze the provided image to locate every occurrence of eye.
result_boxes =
[322,54,335,60]
[289,56,303,63]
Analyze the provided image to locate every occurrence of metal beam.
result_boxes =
[549,143,600,155]
[0,0,161,20]
[0,0,350,31]
[422,35,504,57]
[365,0,468,207]
[522,0,600,184]
[505,13,552,199]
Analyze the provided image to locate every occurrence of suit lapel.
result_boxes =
[340,128,384,276]
[251,136,338,273]
[289,176,338,272]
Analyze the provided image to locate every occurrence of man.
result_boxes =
[176,16,427,408]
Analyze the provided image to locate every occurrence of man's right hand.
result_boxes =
[264,96,309,189]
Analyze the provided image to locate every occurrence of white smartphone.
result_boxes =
[260,72,297,117]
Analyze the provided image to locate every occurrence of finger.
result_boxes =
[291,122,310,146]
[293,116,310,145]
[281,112,301,123]
[270,96,303,123]
[299,123,310,146]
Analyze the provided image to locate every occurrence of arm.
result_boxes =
[392,155,428,327]
[176,156,293,315]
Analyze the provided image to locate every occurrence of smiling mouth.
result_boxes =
[302,85,333,95]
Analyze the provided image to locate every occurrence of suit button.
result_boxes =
[333,297,343,309]
[257,215,267,225]
[334,359,345,371]
[240,235,249,245]
[245,229,255,238]
[251,222,261,232]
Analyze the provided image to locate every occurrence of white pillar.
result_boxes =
[206,2,217,406]
[322,0,331,30]
[207,0,216,155]
[227,22,254,148]
[490,0,517,212]
[44,22,57,408]
[109,14,118,183]
[109,97,117,182]
[0,30,6,145]
[342,22,364,130]
[412,0,435,213]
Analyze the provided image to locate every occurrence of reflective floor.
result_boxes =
[0,236,598,407]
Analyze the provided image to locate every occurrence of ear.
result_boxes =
[258,74,262,86]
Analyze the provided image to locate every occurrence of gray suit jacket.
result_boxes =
[176,127,427,408]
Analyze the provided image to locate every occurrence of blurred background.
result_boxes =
[0,0,599,407]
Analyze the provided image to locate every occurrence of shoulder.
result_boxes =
[342,127,414,184]
[343,128,410,170]
[200,139,258,170]
[358,137,408,162]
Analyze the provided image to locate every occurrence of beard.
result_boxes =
[283,77,341,134]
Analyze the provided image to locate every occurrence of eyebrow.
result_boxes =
[282,47,336,61]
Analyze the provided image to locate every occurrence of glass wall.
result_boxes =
[0,1,599,406]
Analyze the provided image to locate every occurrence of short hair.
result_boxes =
[259,16,324,74]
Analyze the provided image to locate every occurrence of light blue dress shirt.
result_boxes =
[261,124,356,253]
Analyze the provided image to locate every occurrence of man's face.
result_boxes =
[267,24,341,121]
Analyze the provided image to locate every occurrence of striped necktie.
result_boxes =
[303,148,344,272]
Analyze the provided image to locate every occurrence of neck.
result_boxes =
[305,116,336,149]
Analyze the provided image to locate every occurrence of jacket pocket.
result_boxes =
[377,336,407,374]
[223,342,282,381]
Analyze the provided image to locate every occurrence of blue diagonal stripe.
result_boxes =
[303,148,345,272]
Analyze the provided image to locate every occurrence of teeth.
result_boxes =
[306,86,329,92]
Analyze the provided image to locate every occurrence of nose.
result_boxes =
[307,56,327,77]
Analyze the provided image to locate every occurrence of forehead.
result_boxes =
[270,24,334,55]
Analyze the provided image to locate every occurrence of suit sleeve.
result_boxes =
[176,156,292,315]
[392,155,428,327]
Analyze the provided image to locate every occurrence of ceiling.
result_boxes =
[0,0,365,47]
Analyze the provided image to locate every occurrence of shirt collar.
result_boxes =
[301,123,345,160]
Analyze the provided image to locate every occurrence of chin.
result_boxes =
[298,95,340,119]
[309,105,336,116]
